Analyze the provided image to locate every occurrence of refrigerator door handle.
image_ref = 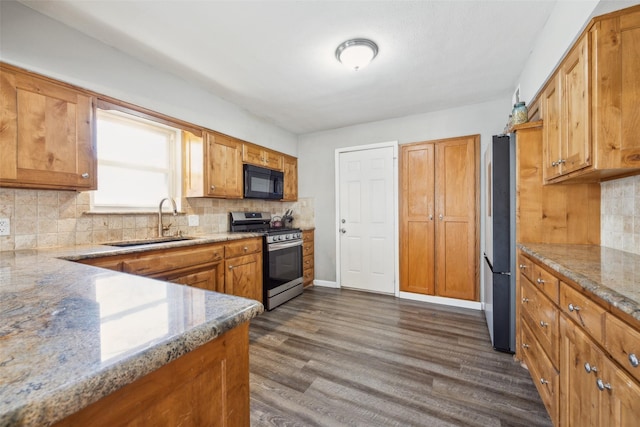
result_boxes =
[484,253,494,273]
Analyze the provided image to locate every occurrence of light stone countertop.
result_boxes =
[518,243,640,323]
[0,233,264,427]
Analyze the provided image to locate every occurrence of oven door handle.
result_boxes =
[268,240,303,251]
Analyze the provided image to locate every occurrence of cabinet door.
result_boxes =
[282,155,298,201]
[560,316,606,427]
[225,253,262,301]
[561,35,591,175]
[182,130,205,197]
[542,75,562,181]
[435,136,478,300]
[168,263,225,293]
[207,132,243,198]
[263,149,283,171]
[0,68,96,190]
[399,142,435,294]
[604,361,640,427]
[241,143,264,167]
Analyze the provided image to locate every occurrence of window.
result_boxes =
[92,109,181,212]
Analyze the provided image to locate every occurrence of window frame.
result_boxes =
[90,108,182,213]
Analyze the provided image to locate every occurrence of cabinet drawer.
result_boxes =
[302,231,314,244]
[605,313,640,383]
[302,241,314,255]
[560,282,605,342]
[303,254,314,270]
[521,321,559,425]
[521,279,559,367]
[122,244,224,276]
[225,238,262,258]
[517,255,534,283]
[303,267,314,285]
[532,264,559,303]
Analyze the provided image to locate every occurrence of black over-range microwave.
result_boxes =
[243,164,284,200]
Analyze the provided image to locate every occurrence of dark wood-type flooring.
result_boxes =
[249,287,552,427]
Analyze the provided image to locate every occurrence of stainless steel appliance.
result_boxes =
[243,164,284,200]
[230,212,303,310]
[483,134,516,353]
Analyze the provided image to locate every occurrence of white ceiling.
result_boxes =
[20,0,558,134]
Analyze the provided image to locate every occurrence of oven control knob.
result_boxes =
[285,234,291,240]
[275,236,282,241]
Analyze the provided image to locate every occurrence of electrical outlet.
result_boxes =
[0,218,10,236]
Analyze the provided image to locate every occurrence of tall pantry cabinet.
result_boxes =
[400,135,479,301]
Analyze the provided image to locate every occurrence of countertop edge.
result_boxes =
[518,244,640,323]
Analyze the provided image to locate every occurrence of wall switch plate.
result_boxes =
[187,215,199,227]
[0,218,10,236]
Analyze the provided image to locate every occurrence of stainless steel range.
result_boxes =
[230,212,303,310]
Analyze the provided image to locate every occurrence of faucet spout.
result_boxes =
[158,197,178,237]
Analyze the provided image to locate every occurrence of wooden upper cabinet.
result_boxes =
[242,142,283,171]
[282,154,298,201]
[0,65,96,190]
[542,5,640,183]
[183,130,243,198]
[542,75,563,181]
[209,132,243,198]
[543,36,591,182]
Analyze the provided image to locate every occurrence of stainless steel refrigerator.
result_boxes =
[483,133,516,353]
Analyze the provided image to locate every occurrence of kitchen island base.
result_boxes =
[52,323,249,427]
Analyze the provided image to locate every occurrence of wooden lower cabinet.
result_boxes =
[78,238,262,301]
[399,135,479,301]
[164,262,225,293]
[302,229,314,286]
[519,251,640,426]
[225,253,262,301]
[53,323,250,427]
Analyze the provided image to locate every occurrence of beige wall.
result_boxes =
[601,175,640,255]
[0,188,314,252]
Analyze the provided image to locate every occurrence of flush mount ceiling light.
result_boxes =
[335,38,378,71]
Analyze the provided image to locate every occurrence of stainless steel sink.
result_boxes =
[105,236,197,247]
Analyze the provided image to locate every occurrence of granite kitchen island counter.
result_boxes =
[0,244,263,426]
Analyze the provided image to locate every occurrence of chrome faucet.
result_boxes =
[158,197,178,237]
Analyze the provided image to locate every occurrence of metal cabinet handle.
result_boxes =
[429,215,433,220]
[211,185,215,190]
[519,264,527,269]
[439,214,443,220]
[536,278,545,285]
[551,161,558,167]
[584,362,598,374]
[243,246,248,252]
[596,378,612,391]
[228,265,234,270]
[81,173,90,179]
[522,297,529,303]
[629,354,639,368]
[539,320,548,328]
[540,378,549,385]
[559,159,566,164]
[522,343,530,349]
[568,303,581,312]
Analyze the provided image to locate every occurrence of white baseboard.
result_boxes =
[398,291,483,310]
[312,280,339,288]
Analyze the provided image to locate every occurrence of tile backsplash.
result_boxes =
[601,174,640,255]
[0,188,314,251]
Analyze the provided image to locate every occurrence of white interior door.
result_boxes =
[338,145,395,294]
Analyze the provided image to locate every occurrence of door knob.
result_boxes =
[340,228,346,234]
